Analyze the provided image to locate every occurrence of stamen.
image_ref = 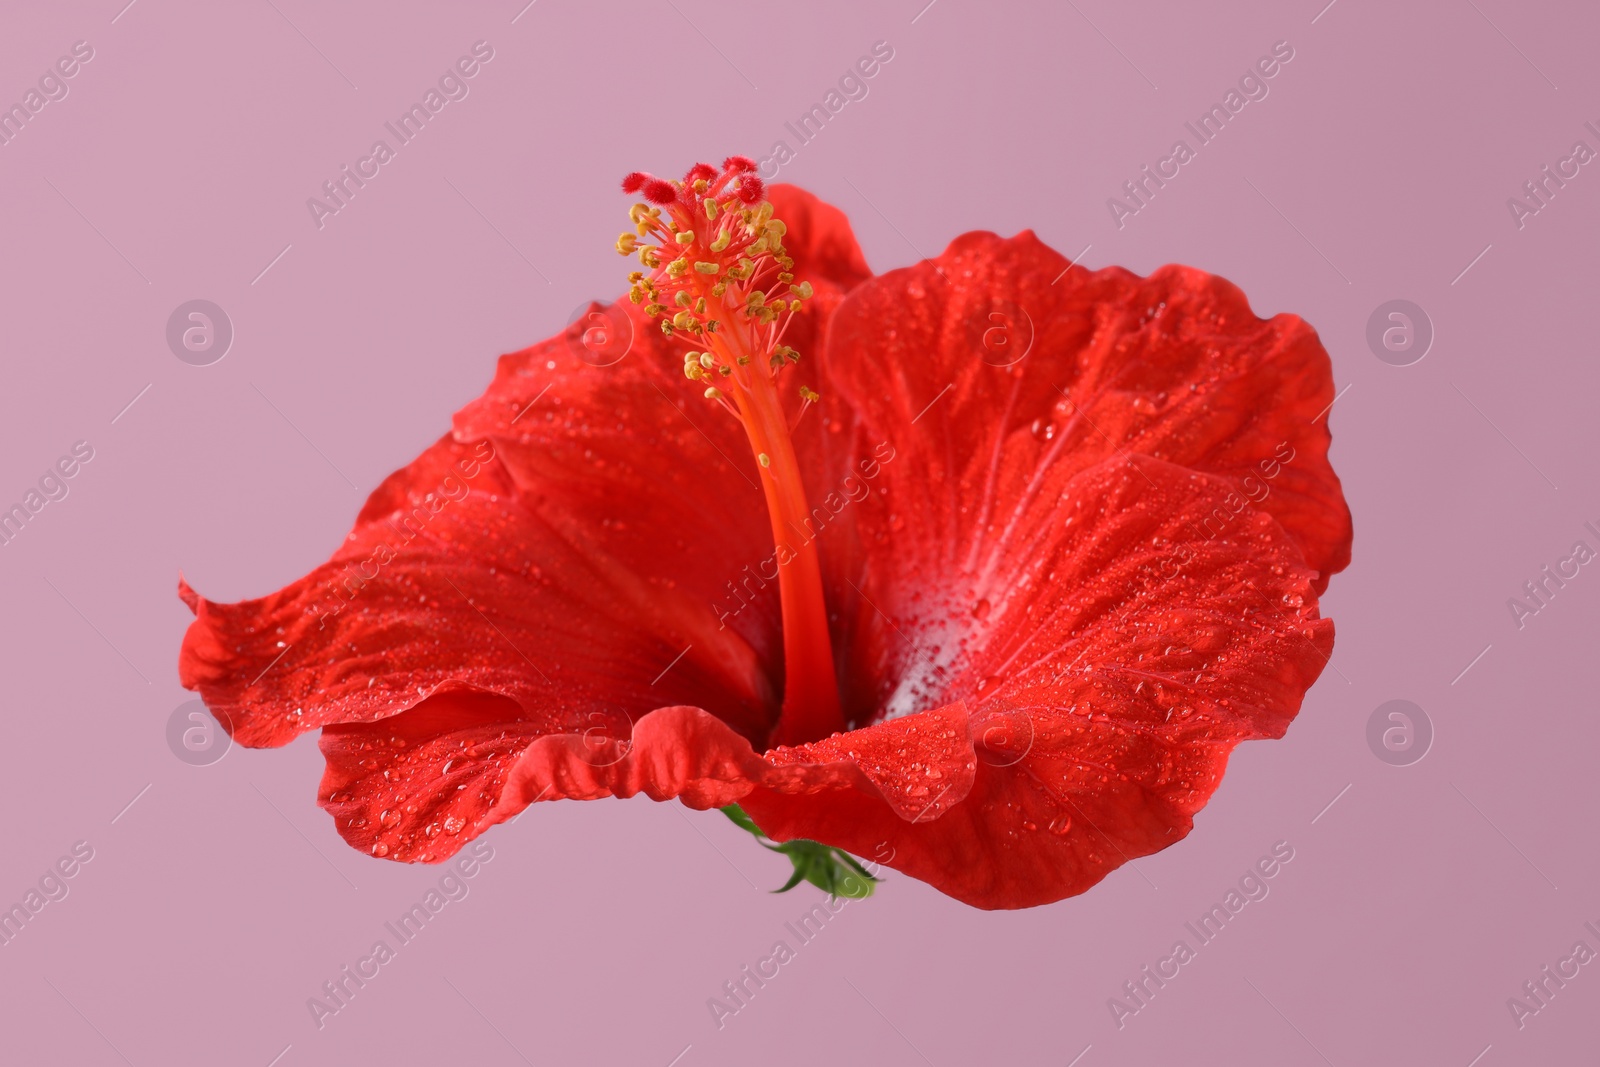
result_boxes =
[616,157,844,744]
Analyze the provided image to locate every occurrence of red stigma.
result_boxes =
[684,162,718,184]
[642,179,678,205]
[736,176,765,204]
[723,155,757,173]
[621,172,649,194]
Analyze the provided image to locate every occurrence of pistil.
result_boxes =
[618,158,843,745]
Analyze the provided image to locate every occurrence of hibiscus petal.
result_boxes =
[819,230,1352,590]
[179,185,888,854]
[764,183,874,292]
[179,381,781,751]
[318,696,976,863]
[743,454,1333,908]
[317,696,784,862]
[781,232,1345,906]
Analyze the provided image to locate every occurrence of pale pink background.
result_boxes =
[1,1,1596,1064]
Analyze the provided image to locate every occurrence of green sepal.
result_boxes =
[719,803,879,900]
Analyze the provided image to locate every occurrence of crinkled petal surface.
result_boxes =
[746,453,1332,907]
[178,190,1350,909]
[179,186,896,862]
[755,230,1349,906]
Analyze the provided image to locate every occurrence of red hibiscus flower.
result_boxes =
[179,158,1350,910]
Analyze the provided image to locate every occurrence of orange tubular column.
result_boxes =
[618,159,843,746]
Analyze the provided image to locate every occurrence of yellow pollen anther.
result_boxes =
[667,258,688,277]
[710,234,730,253]
[695,297,707,314]
[704,200,718,220]
[799,386,821,402]
[693,178,709,193]
[704,387,722,400]
[758,453,771,467]
[676,230,695,244]
[790,281,814,299]
[698,353,716,368]
[694,261,720,274]
[672,310,694,329]
[766,219,786,239]
[615,233,638,255]
[675,291,692,308]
